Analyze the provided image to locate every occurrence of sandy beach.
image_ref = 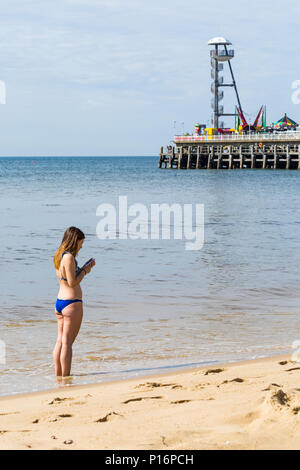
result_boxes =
[1,353,300,450]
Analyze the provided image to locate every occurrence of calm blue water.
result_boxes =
[1,156,300,396]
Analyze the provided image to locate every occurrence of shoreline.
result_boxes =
[0,352,289,401]
[2,352,300,449]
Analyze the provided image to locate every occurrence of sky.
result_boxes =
[0,0,299,156]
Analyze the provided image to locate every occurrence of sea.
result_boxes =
[1,156,300,396]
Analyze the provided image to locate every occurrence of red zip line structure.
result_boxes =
[236,105,264,133]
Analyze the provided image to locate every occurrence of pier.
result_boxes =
[159,36,300,170]
[159,132,300,170]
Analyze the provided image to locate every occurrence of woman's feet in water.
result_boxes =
[56,375,74,386]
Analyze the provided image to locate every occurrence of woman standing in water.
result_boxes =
[53,227,95,377]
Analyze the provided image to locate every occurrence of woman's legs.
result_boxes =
[60,302,83,377]
[53,313,64,376]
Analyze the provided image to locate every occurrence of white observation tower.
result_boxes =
[208,37,243,129]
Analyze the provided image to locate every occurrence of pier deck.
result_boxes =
[159,132,300,169]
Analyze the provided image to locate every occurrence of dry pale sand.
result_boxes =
[1,353,300,450]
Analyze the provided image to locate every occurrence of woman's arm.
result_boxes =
[63,254,86,288]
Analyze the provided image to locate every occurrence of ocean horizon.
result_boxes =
[1,156,299,396]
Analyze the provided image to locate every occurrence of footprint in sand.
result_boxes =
[205,368,225,376]
[48,397,73,405]
[222,378,245,384]
[95,412,123,423]
[271,389,289,406]
[193,384,205,390]
[49,414,73,422]
[269,389,300,416]
[170,400,191,404]
[122,396,163,404]
[262,383,281,391]
[135,382,180,390]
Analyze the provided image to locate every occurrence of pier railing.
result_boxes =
[174,131,300,143]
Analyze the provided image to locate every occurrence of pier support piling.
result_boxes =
[160,135,300,171]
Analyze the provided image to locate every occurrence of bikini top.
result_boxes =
[59,251,81,281]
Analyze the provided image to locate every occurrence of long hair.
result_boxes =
[53,226,85,269]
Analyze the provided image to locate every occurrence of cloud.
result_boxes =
[0,0,299,155]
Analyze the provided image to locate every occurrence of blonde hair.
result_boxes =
[53,226,85,270]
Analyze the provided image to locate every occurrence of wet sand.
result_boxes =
[1,353,300,450]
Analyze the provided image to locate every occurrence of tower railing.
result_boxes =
[210,50,234,59]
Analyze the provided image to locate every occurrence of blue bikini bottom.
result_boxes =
[56,298,82,314]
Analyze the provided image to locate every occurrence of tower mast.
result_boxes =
[208,37,240,129]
